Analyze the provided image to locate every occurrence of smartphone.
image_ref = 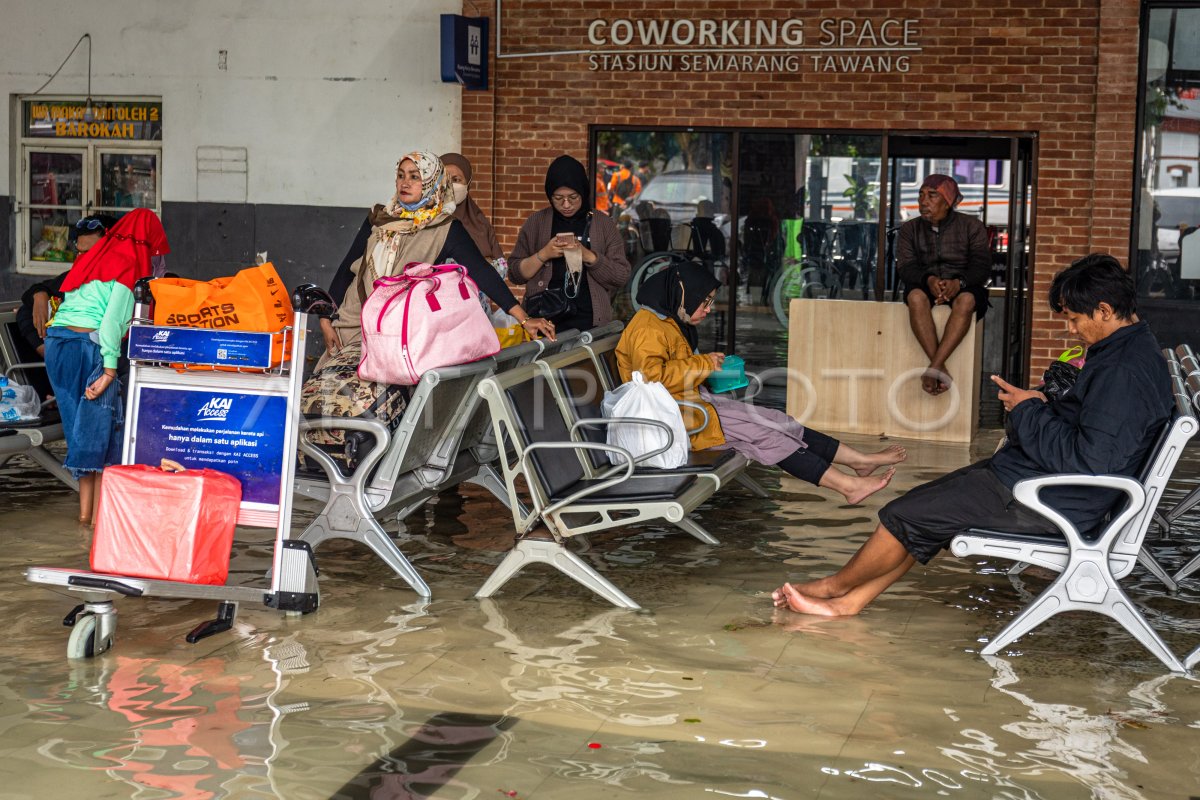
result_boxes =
[554,233,576,246]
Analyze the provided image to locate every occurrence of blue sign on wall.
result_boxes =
[441,14,488,90]
[133,387,288,507]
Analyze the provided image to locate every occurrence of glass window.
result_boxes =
[99,152,159,210]
[1136,6,1200,306]
[27,151,85,265]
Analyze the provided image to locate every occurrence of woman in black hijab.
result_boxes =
[617,259,906,505]
[510,155,631,332]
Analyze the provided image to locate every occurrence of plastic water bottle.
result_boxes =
[0,375,12,400]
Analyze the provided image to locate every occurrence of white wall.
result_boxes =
[2,0,463,208]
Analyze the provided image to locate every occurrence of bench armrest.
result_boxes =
[570,416,674,465]
[520,440,635,520]
[297,417,391,486]
[1012,473,1146,551]
[5,361,47,379]
[676,400,709,435]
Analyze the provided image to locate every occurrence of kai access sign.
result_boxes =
[441,14,488,90]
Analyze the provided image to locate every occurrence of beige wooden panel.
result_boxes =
[785,299,983,443]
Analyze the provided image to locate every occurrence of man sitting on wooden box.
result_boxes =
[897,174,991,396]
[772,253,1172,617]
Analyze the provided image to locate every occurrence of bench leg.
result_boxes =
[735,472,770,498]
[465,463,530,518]
[298,492,431,597]
[25,446,79,491]
[1165,485,1200,525]
[1186,643,1200,671]
[1173,551,1200,583]
[1137,547,1178,592]
[474,539,640,609]
[982,565,1186,673]
[673,516,719,545]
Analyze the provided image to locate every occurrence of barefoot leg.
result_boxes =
[779,524,911,604]
[819,466,896,505]
[779,555,916,616]
[833,443,908,476]
[78,473,96,525]
[927,293,975,395]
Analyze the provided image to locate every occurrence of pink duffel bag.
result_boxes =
[358,262,501,385]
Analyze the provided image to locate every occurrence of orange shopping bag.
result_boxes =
[151,262,293,366]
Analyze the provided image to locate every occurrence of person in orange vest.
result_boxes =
[594,173,611,214]
[607,160,642,210]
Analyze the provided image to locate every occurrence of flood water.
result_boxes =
[2,432,1199,799]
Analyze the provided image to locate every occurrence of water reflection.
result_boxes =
[938,656,1185,800]
[479,600,694,726]
[27,641,276,799]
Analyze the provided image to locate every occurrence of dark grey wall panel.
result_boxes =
[0,201,368,303]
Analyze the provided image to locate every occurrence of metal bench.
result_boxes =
[950,414,1198,672]
[579,330,770,499]
[0,301,76,490]
[289,328,589,597]
[1160,344,1200,585]
[536,345,758,543]
[474,362,721,608]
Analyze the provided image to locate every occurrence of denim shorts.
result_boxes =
[44,327,124,477]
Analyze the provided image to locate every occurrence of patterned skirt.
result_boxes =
[298,344,408,470]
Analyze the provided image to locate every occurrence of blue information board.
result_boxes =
[128,326,276,369]
[132,386,288,507]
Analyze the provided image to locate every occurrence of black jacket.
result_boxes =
[989,321,1172,534]
[896,210,991,289]
[16,271,70,352]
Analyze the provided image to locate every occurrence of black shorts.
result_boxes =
[878,460,1057,564]
[905,281,990,321]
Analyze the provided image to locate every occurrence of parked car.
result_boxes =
[630,170,727,226]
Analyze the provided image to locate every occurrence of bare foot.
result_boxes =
[841,467,895,505]
[852,445,908,476]
[774,577,839,602]
[776,583,850,617]
[922,366,952,396]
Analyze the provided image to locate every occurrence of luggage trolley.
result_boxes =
[26,280,335,659]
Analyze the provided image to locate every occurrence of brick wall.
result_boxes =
[461,0,1142,377]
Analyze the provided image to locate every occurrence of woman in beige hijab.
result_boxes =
[303,151,553,466]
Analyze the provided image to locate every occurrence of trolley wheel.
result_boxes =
[66,613,113,659]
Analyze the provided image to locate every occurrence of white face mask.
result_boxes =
[451,183,469,204]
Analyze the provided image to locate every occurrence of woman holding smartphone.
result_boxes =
[510,154,631,332]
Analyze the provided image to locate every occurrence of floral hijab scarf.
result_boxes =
[361,151,458,282]
[373,151,456,232]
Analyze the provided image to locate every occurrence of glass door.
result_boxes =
[733,132,883,402]
[593,129,733,355]
[1001,137,1035,390]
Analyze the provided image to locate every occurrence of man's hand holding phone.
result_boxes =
[991,374,1047,412]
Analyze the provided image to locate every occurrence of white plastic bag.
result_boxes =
[600,371,690,468]
[0,378,40,422]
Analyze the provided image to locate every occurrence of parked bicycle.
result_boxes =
[628,220,727,313]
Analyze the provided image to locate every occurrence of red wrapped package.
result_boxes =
[91,463,242,585]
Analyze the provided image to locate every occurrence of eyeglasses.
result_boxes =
[74,218,107,233]
[550,192,581,206]
[701,295,717,310]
